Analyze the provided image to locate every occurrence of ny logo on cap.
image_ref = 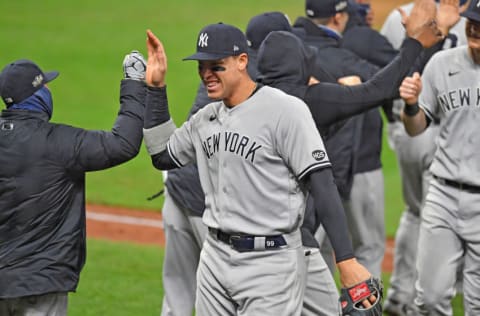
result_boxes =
[336,0,348,11]
[32,74,43,88]
[198,33,209,47]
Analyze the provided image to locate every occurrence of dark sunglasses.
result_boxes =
[198,65,226,73]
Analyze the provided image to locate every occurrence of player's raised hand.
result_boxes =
[146,29,167,87]
[436,0,461,37]
[399,72,422,105]
[402,0,444,48]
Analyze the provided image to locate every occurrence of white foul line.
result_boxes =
[86,210,163,229]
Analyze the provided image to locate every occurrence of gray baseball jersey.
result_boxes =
[412,45,480,315]
[419,46,480,185]
[166,85,331,235]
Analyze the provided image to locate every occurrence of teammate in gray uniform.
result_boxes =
[142,23,375,315]
[159,13,299,316]
[400,1,480,314]
[380,1,467,314]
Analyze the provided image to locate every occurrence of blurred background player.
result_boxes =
[380,1,467,314]
[292,0,390,278]
[400,1,480,314]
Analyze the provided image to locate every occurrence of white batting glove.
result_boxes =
[123,50,146,81]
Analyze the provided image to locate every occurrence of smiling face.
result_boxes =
[466,19,480,64]
[198,54,249,106]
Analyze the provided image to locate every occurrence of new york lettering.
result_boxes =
[201,131,262,163]
[437,88,480,113]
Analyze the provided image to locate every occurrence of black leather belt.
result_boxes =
[433,175,480,193]
[208,227,287,252]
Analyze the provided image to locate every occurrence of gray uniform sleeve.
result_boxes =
[166,118,197,168]
[380,7,408,50]
[276,96,331,179]
[418,55,440,122]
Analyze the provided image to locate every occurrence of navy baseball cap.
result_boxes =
[461,0,480,23]
[306,0,349,18]
[435,0,468,5]
[183,23,248,61]
[246,12,293,49]
[0,59,59,106]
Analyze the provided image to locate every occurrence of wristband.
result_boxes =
[403,103,420,117]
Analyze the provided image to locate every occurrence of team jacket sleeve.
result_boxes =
[275,95,331,180]
[57,79,145,172]
[304,37,423,127]
[308,168,355,262]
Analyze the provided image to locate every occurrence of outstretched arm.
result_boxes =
[143,30,179,170]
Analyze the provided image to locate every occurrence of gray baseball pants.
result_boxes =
[0,292,67,316]
[415,179,480,315]
[344,168,385,278]
[160,190,207,316]
[195,230,305,316]
[386,121,438,305]
[302,247,341,316]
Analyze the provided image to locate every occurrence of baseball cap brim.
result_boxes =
[183,52,235,61]
[461,11,480,23]
[44,71,60,83]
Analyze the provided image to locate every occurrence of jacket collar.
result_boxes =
[1,109,50,122]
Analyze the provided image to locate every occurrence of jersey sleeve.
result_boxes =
[166,118,196,167]
[418,56,440,122]
[275,96,331,180]
[380,9,405,50]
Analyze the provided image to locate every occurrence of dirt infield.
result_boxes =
[86,204,395,272]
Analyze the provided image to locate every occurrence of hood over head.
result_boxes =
[257,31,317,99]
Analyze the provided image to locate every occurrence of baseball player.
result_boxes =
[142,23,375,315]
[158,13,297,316]
[380,1,467,314]
[400,1,480,314]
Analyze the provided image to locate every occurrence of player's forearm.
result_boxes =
[401,104,428,136]
[143,86,177,157]
[363,37,424,100]
[144,86,171,128]
[308,168,354,263]
[304,38,423,127]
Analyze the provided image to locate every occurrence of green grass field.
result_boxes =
[73,239,464,315]
[1,0,463,314]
